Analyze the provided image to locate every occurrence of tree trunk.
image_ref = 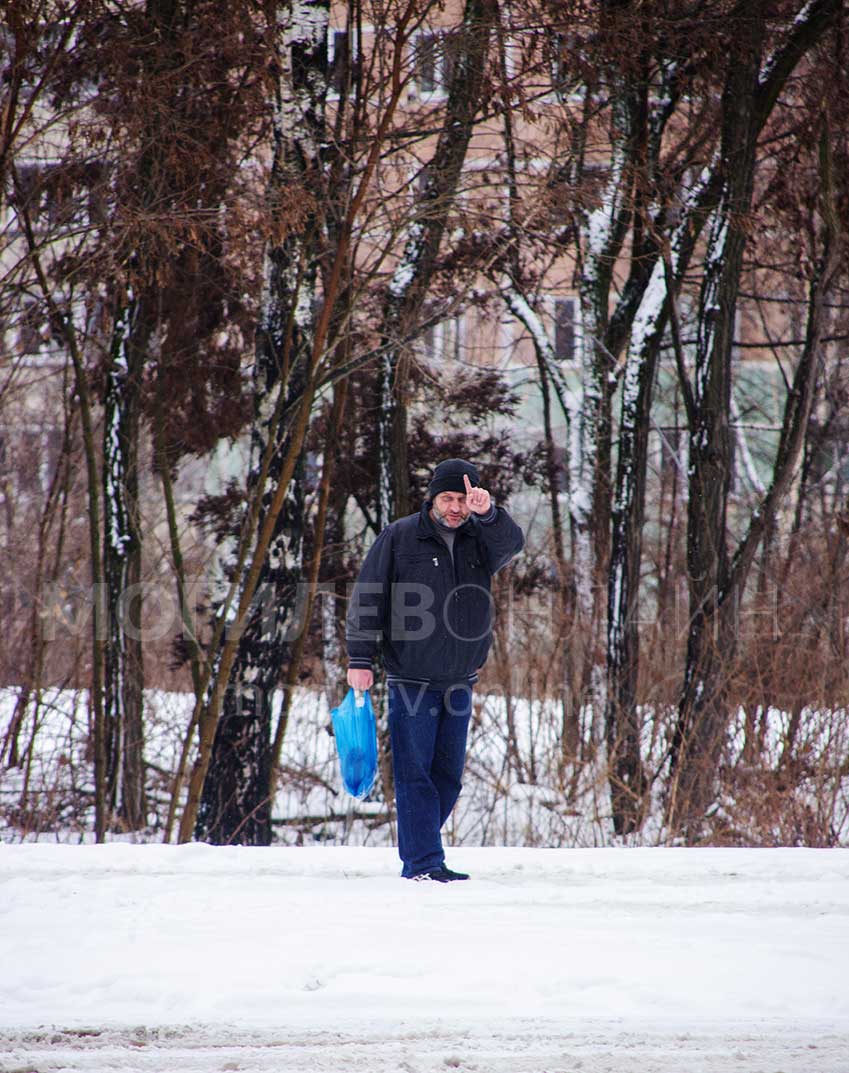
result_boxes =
[669,63,762,840]
[376,0,496,526]
[605,323,658,835]
[174,0,412,843]
[668,1,841,839]
[572,73,641,737]
[102,303,146,830]
[270,380,349,793]
[194,0,327,845]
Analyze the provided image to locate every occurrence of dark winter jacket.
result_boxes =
[346,501,524,687]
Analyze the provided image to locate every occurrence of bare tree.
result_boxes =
[375,0,497,526]
[668,0,843,841]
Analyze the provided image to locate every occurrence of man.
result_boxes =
[346,458,524,882]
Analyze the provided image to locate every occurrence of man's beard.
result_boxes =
[432,501,468,527]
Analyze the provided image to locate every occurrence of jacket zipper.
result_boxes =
[430,535,461,669]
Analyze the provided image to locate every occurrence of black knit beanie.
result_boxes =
[428,458,480,499]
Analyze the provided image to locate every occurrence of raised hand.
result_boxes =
[463,473,492,515]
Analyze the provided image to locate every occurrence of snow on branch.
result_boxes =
[757,0,841,123]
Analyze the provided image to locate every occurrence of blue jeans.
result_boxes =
[388,682,472,878]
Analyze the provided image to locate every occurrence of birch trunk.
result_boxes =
[174,0,411,843]
[376,0,496,527]
[605,304,658,835]
[194,0,327,845]
[102,304,146,830]
[572,72,641,733]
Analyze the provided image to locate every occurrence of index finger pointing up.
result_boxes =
[463,473,473,494]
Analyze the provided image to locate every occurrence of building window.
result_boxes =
[412,164,429,198]
[421,315,463,364]
[553,297,577,363]
[20,301,46,355]
[18,427,61,497]
[12,164,45,219]
[547,29,584,101]
[14,163,72,227]
[659,426,681,481]
[414,30,461,96]
[11,161,102,231]
[329,30,351,95]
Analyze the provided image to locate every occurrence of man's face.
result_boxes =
[432,491,470,527]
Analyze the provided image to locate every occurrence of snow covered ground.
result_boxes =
[1,845,848,1072]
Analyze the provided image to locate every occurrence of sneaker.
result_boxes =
[408,869,452,883]
[440,866,470,881]
[407,866,470,883]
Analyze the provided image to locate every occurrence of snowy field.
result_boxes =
[1,845,848,1072]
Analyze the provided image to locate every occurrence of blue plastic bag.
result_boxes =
[330,688,378,799]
